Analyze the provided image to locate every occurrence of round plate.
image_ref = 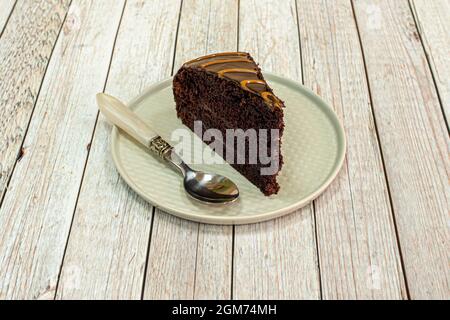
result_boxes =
[111,73,346,225]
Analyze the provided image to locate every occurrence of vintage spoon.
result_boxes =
[96,93,239,203]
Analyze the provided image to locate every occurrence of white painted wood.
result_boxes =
[233,0,320,300]
[172,0,239,71]
[410,0,450,124]
[143,0,237,300]
[0,0,15,34]
[145,211,198,299]
[0,0,447,300]
[0,0,125,300]
[0,0,70,201]
[297,0,406,299]
[194,224,233,299]
[56,0,181,299]
[96,93,158,147]
[353,0,450,299]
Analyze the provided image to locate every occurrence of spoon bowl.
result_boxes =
[162,147,239,203]
[184,171,239,203]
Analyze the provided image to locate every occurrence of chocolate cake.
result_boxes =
[173,52,285,196]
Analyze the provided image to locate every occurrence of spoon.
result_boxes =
[96,93,239,204]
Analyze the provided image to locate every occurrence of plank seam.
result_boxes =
[237,0,240,51]
[53,0,128,299]
[294,0,305,91]
[140,207,155,300]
[231,0,239,301]
[408,0,449,134]
[350,0,411,300]
[192,224,201,299]
[230,225,235,300]
[311,202,323,299]
[170,0,184,76]
[141,0,184,298]
[0,0,73,210]
[0,0,17,39]
[295,0,322,300]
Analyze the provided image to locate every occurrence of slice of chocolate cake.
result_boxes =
[173,52,284,196]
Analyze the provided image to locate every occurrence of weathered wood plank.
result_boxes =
[410,0,450,124]
[145,211,198,299]
[195,224,233,299]
[0,0,125,300]
[353,0,450,299]
[0,0,70,202]
[0,0,15,35]
[297,0,406,299]
[233,0,320,300]
[56,0,181,300]
[143,0,237,300]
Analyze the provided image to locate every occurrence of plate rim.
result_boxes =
[110,73,347,225]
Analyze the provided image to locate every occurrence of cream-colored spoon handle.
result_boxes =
[96,93,158,147]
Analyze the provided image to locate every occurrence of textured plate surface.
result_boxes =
[111,73,346,224]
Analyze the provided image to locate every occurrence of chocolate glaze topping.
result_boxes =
[184,52,283,108]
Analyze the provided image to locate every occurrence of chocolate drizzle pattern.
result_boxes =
[200,58,251,68]
[184,52,283,108]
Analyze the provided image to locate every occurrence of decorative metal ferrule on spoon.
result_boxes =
[149,136,172,158]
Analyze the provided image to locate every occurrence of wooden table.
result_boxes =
[0,0,448,300]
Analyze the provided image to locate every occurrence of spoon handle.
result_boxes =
[96,93,159,147]
[96,93,189,173]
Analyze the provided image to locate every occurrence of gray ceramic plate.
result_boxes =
[111,73,346,224]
